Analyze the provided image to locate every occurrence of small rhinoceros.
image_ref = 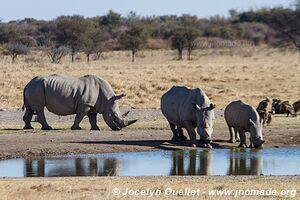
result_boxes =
[161,86,215,147]
[224,100,264,148]
[22,74,137,130]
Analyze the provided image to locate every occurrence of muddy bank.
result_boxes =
[0,109,299,160]
[0,128,299,160]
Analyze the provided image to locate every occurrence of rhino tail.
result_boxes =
[22,90,26,111]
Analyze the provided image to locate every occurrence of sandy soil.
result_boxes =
[0,176,299,200]
[0,109,299,160]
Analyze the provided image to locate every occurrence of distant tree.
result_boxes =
[229,9,238,18]
[262,8,300,50]
[294,0,300,10]
[3,42,29,63]
[99,10,121,32]
[45,44,70,64]
[171,28,187,60]
[35,22,58,46]
[185,28,200,60]
[14,36,37,47]
[81,29,107,63]
[55,15,94,62]
[0,24,22,44]
[119,25,148,62]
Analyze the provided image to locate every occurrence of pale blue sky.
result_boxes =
[0,0,295,22]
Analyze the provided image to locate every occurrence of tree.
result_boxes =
[46,45,70,64]
[98,10,121,32]
[3,42,29,63]
[81,29,106,63]
[185,28,200,60]
[55,15,94,62]
[119,26,148,62]
[262,8,300,50]
[171,28,187,60]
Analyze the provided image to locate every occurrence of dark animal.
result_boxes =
[272,99,296,117]
[293,100,300,116]
[256,97,272,126]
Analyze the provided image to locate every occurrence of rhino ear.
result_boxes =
[113,94,126,101]
[210,103,216,110]
[195,104,201,111]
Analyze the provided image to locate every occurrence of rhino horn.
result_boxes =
[210,103,216,110]
[122,110,130,118]
[122,119,138,127]
[112,94,126,101]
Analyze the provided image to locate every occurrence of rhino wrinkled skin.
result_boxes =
[22,74,137,130]
[225,100,265,148]
[161,86,215,147]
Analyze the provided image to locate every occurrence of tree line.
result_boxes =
[0,2,299,63]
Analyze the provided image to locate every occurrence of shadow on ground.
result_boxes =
[67,139,229,151]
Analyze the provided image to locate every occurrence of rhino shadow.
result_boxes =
[67,139,224,150]
[67,140,185,151]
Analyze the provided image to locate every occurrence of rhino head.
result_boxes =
[249,118,265,148]
[195,103,216,143]
[102,94,137,131]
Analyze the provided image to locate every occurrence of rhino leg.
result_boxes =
[88,113,100,130]
[71,105,90,130]
[234,128,240,142]
[228,126,235,143]
[183,121,197,147]
[168,121,180,141]
[177,127,187,141]
[23,108,34,129]
[237,129,247,148]
[36,109,52,130]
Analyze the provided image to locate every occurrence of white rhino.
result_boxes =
[224,100,264,148]
[161,86,215,147]
[22,74,137,130]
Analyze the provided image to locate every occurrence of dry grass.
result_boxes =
[0,47,299,109]
[0,176,299,200]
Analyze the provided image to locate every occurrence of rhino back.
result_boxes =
[44,75,100,115]
[225,100,259,129]
[161,86,208,126]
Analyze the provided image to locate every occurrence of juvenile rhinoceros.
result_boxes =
[161,86,215,147]
[22,74,137,130]
[224,100,264,148]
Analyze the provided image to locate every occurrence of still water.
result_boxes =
[0,148,299,177]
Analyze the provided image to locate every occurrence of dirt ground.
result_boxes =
[0,109,299,160]
[0,176,299,200]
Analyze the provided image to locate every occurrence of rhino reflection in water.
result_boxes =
[170,150,212,175]
[169,149,262,176]
[228,149,262,175]
[24,158,119,177]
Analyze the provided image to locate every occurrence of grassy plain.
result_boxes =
[0,46,299,109]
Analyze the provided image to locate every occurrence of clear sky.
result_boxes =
[0,0,295,22]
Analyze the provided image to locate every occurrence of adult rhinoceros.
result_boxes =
[225,100,264,148]
[22,74,137,130]
[161,86,215,147]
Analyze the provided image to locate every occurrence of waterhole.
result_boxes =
[0,148,299,177]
